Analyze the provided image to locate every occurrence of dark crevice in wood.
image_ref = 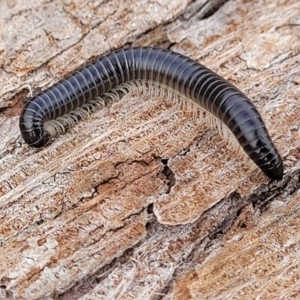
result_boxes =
[161,158,176,194]
[183,0,228,21]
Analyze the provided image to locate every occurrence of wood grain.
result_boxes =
[0,0,299,299]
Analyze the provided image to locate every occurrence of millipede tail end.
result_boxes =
[259,155,284,180]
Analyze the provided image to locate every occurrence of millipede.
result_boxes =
[19,47,283,180]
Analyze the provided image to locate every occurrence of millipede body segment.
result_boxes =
[19,47,283,180]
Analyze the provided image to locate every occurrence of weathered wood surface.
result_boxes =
[0,0,299,299]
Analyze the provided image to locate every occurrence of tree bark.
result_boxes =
[0,0,299,299]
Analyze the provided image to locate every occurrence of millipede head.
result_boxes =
[19,120,51,147]
[23,129,51,148]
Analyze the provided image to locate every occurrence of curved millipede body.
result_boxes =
[19,47,283,180]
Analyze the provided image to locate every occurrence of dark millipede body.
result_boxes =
[19,47,283,180]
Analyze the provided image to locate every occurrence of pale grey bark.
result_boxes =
[0,0,299,299]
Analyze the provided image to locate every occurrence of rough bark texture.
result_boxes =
[0,0,299,299]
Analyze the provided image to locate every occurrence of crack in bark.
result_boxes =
[183,0,228,21]
[56,168,297,300]
[161,158,176,194]
[154,172,299,298]
[252,171,300,212]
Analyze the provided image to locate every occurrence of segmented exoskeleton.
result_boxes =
[19,47,283,179]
